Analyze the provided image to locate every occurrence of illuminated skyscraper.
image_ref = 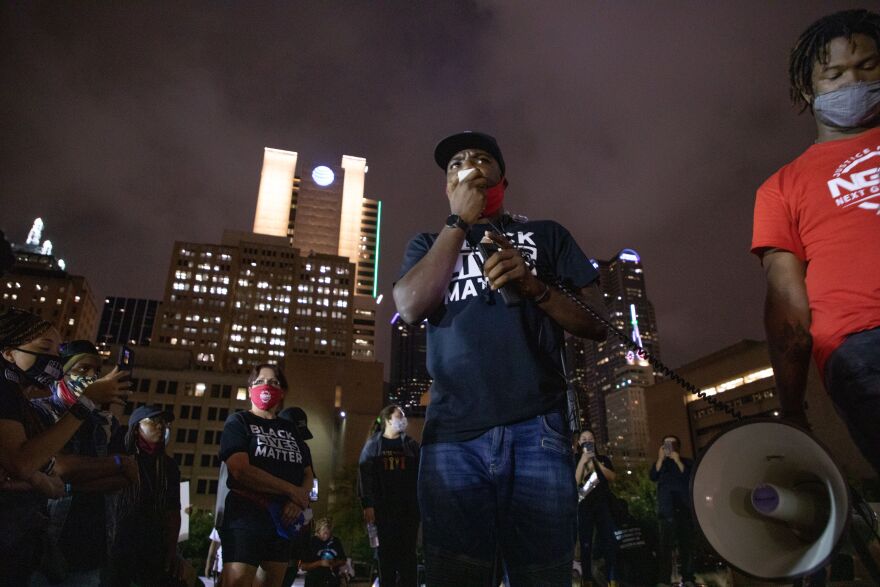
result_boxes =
[153,231,354,373]
[1,219,99,341]
[252,149,381,361]
[567,248,660,447]
[388,313,430,415]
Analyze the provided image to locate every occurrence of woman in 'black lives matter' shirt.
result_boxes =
[358,405,420,586]
[219,363,314,587]
[0,309,128,584]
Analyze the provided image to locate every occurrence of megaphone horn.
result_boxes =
[691,419,850,582]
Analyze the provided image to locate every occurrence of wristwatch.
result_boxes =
[445,214,470,232]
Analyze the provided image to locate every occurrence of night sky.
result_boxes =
[0,1,864,374]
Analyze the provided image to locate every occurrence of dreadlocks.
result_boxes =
[116,423,167,518]
[789,9,880,112]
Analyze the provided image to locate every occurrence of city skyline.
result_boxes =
[1,2,861,375]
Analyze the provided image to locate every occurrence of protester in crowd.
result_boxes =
[751,8,880,476]
[393,131,609,583]
[574,429,618,586]
[0,308,127,583]
[219,364,314,587]
[358,404,420,586]
[30,339,137,586]
[650,435,694,587]
[107,404,183,587]
[300,517,349,587]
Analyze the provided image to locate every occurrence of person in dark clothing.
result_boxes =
[31,339,138,587]
[574,429,617,585]
[393,131,610,584]
[220,364,314,587]
[649,435,694,587]
[300,517,349,587]
[0,309,127,584]
[107,404,183,587]
[358,405,420,587]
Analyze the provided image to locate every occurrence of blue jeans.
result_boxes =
[418,412,577,587]
[824,327,880,475]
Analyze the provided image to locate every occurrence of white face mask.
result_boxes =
[392,416,408,434]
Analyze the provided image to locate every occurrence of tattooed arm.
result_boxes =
[762,249,812,426]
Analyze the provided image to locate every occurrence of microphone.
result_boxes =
[477,235,522,306]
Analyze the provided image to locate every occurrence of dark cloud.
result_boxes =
[0,1,862,371]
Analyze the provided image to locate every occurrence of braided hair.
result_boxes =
[116,421,169,518]
[0,308,54,437]
[789,9,880,112]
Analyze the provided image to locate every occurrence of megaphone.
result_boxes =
[691,419,852,581]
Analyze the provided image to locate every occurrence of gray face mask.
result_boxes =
[813,80,880,129]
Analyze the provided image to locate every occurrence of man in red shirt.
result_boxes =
[752,9,880,475]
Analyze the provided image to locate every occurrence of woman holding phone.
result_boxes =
[574,429,617,585]
[219,363,314,587]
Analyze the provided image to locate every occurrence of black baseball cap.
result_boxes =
[434,131,506,175]
[278,406,313,440]
[129,404,175,428]
[59,340,99,360]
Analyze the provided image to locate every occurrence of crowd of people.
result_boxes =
[2,6,880,587]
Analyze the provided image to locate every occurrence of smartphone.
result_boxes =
[117,345,134,373]
[309,478,319,502]
[583,441,595,455]
[663,440,673,456]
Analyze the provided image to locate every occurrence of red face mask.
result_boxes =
[250,384,284,411]
[483,179,506,217]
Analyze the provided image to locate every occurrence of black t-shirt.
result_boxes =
[111,448,181,557]
[578,454,614,508]
[303,535,346,586]
[398,219,599,443]
[376,436,417,513]
[219,411,313,532]
[0,371,47,514]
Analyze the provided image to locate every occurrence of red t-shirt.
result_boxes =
[752,127,880,376]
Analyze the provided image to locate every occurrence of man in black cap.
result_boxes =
[393,131,608,585]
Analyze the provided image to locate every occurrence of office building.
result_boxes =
[98,297,160,346]
[1,218,99,341]
[252,148,381,361]
[569,248,660,446]
[388,313,430,415]
[152,230,355,373]
[605,362,654,469]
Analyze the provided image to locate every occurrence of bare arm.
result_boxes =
[55,453,136,487]
[762,250,812,424]
[393,171,489,324]
[0,416,83,480]
[0,372,129,480]
[482,233,608,340]
[393,227,468,324]
[226,453,311,507]
[596,459,616,482]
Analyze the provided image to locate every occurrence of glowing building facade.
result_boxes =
[252,148,381,361]
[567,249,660,447]
[1,219,99,341]
[153,231,354,373]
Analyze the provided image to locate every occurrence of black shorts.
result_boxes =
[219,527,291,566]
